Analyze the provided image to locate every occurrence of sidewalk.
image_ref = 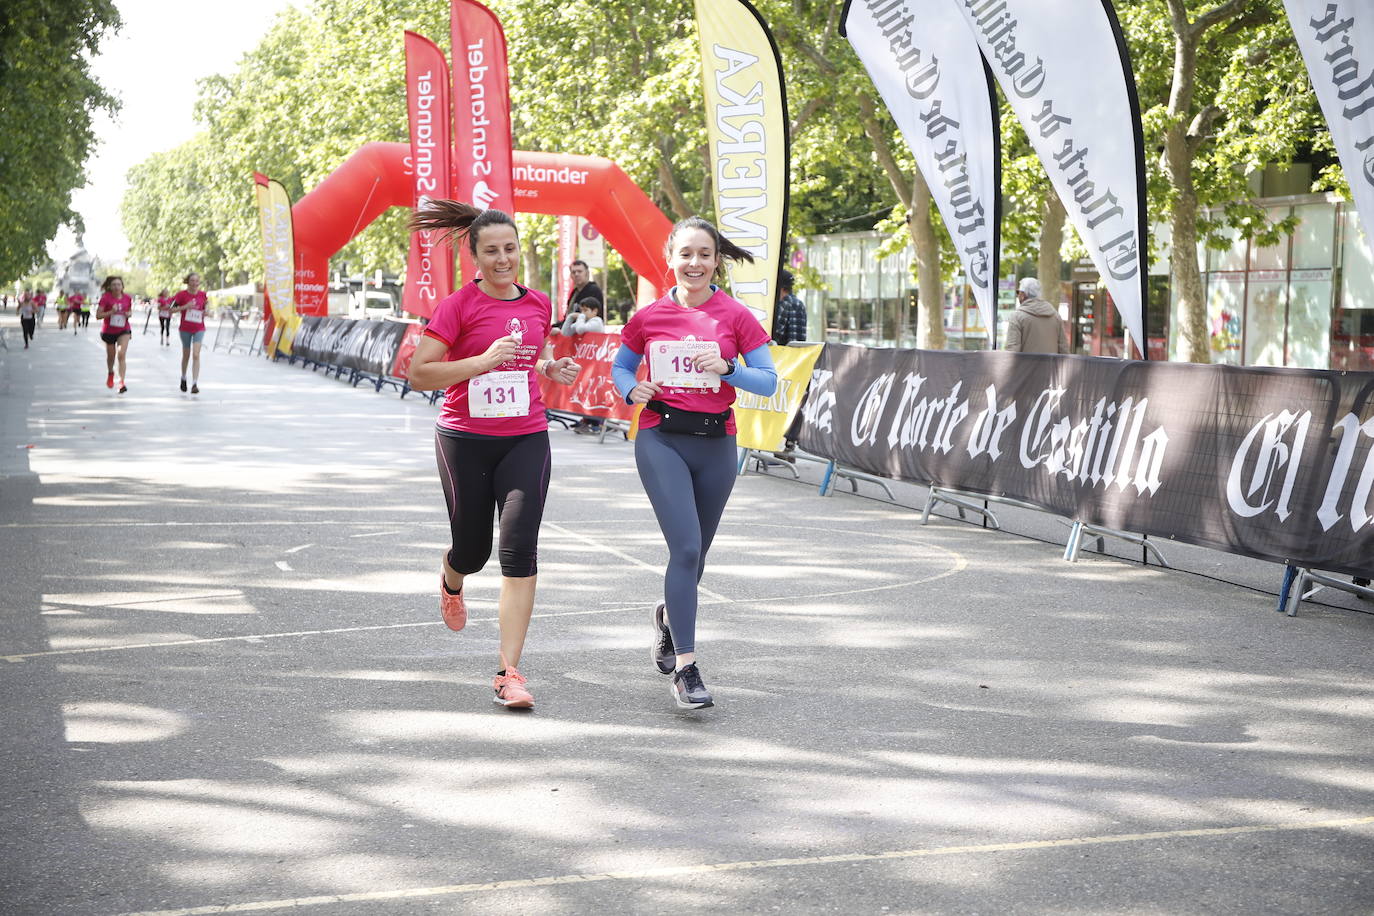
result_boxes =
[1,311,1371,915]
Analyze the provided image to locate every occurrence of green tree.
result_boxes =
[1126,0,1321,362]
[0,0,121,284]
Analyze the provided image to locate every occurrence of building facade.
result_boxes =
[793,193,1374,371]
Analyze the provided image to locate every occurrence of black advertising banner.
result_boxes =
[290,317,409,378]
[799,345,1374,576]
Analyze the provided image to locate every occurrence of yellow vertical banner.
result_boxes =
[694,0,789,332]
[254,173,299,357]
[733,344,823,451]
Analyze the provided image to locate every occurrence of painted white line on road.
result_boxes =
[283,543,313,554]
[115,815,1374,916]
[546,521,732,603]
[0,606,633,663]
[347,530,404,538]
[274,561,293,572]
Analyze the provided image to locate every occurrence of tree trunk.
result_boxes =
[1170,170,1209,363]
[1037,192,1066,310]
[910,170,945,350]
[523,235,544,304]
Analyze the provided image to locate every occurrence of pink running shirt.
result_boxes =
[99,293,133,334]
[620,288,770,434]
[173,290,208,332]
[422,280,553,436]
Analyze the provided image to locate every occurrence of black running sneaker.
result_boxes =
[180,379,187,392]
[651,602,675,675]
[672,663,713,709]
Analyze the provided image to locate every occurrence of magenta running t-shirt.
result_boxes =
[620,288,771,434]
[422,280,552,436]
[173,290,208,332]
[99,293,133,334]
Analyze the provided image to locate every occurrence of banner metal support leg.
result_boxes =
[923,486,1001,529]
[1283,567,1374,617]
[1063,522,1169,567]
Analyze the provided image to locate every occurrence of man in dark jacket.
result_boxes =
[564,259,603,321]
[771,269,807,346]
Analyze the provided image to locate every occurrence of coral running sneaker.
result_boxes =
[493,669,534,708]
[672,663,713,709]
[440,576,466,631]
[651,602,675,675]
[106,372,114,388]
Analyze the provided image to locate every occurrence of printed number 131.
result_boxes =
[485,386,516,404]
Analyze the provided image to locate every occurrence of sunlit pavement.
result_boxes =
[2,312,1372,915]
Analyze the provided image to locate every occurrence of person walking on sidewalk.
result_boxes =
[407,200,582,710]
[18,294,38,348]
[1004,278,1067,354]
[96,276,134,393]
[611,216,779,710]
[170,272,208,393]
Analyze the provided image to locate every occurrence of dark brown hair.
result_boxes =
[101,275,124,293]
[666,216,757,275]
[409,200,518,256]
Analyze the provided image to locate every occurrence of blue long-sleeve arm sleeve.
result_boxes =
[725,344,779,397]
[612,344,643,404]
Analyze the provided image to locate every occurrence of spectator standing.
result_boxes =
[771,269,807,346]
[1004,278,1067,354]
[563,259,603,321]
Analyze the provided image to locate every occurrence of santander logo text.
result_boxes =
[465,37,498,209]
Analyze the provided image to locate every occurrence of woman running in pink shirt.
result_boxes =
[612,216,779,710]
[95,276,134,393]
[407,201,582,710]
[156,289,173,346]
[170,272,208,393]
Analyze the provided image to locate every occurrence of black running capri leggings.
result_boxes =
[434,429,551,578]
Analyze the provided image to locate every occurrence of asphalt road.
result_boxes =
[1,312,1372,915]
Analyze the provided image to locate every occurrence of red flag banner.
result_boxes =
[390,323,425,380]
[538,331,647,421]
[451,0,516,284]
[404,32,454,319]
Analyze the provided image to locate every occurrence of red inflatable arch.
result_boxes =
[289,142,674,315]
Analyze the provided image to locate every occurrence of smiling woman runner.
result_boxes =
[95,276,134,393]
[407,201,581,710]
[611,216,779,711]
[170,272,208,394]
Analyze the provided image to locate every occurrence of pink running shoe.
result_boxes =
[493,669,534,708]
[440,576,466,631]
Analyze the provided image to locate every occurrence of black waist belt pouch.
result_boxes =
[647,400,730,438]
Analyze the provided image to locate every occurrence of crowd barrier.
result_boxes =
[287,315,432,399]
[792,344,1374,584]
[256,318,1374,592]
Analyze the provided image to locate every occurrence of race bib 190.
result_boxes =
[649,339,721,389]
[110,313,127,328]
[468,370,531,418]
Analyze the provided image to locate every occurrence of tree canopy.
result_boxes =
[0,0,120,284]
[108,0,1338,361]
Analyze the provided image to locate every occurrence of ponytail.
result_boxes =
[665,216,756,277]
[410,199,518,255]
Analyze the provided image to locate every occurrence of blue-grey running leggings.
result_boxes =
[635,426,738,655]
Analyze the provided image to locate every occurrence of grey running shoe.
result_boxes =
[672,663,713,709]
[651,602,675,675]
